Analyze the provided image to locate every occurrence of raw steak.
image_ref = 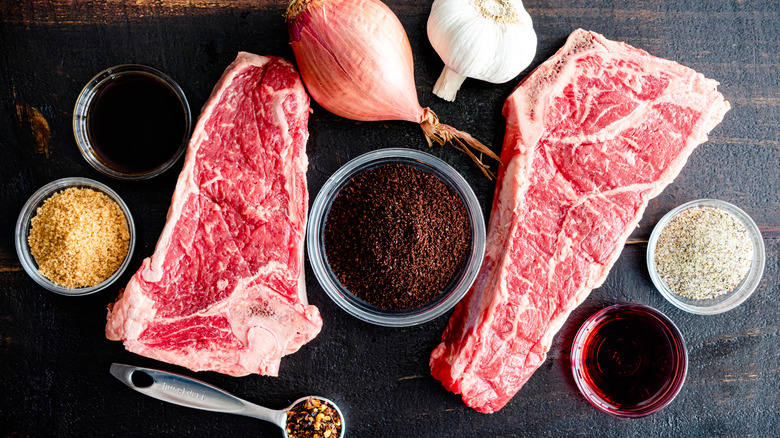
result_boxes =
[106,52,322,377]
[430,29,730,413]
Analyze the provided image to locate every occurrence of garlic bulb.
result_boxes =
[427,0,537,101]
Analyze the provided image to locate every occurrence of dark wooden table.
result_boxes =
[1,1,778,436]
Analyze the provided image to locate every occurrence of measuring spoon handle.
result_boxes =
[110,363,286,428]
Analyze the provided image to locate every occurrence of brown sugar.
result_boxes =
[28,187,130,288]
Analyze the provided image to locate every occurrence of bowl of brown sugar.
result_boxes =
[15,177,136,296]
[307,148,486,327]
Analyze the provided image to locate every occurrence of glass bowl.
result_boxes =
[307,148,486,327]
[647,199,765,315]
[73,64,192,180]
[571,303,688,418]
[15,177,136,296]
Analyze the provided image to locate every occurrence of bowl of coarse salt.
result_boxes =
[647,199,765,315]
[15,177,136,296]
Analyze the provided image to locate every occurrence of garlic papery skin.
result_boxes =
[427,0,537,101]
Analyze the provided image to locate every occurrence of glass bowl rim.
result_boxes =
[646,198,765,315]
[570,303,688,418]
[14,177,137,296]
[306,148,486,327]
[72,63,192,181]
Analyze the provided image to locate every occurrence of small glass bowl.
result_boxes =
[307,148,486,327]
[647,199,765,315]
[15,177,137,296]
[73,64,192,180]
[571,303,688,418]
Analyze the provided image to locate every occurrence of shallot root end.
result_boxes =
[419,108,500,179]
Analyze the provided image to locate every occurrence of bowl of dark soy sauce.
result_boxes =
[73,64,192,180]
[570,303,688,418]
[307,148,486,327]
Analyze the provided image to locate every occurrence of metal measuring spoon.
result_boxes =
[110,363,345,437]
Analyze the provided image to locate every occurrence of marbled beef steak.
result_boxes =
[430,29,730,413]
[106,52,322,377]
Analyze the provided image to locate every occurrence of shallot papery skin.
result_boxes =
[286,0,423,123]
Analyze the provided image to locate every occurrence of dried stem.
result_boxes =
[285,0,315,20]
[419,108,501,179]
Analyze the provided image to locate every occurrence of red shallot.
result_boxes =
[285,0,500,178]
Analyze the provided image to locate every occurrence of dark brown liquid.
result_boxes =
[87,73,187,173]
[581,308,676,408]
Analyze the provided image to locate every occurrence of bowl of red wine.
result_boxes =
[570,303,688,418]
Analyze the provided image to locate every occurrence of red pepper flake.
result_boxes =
[286,397,342,438]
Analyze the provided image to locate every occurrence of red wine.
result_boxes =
[573,304,687,417]
[86,72,187,174]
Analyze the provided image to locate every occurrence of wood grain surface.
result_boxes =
[1,0,778,436]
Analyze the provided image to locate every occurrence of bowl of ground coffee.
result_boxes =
[15,177,136,296]
[307,148,486,327]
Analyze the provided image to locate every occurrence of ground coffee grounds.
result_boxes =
[323,163,472,311]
